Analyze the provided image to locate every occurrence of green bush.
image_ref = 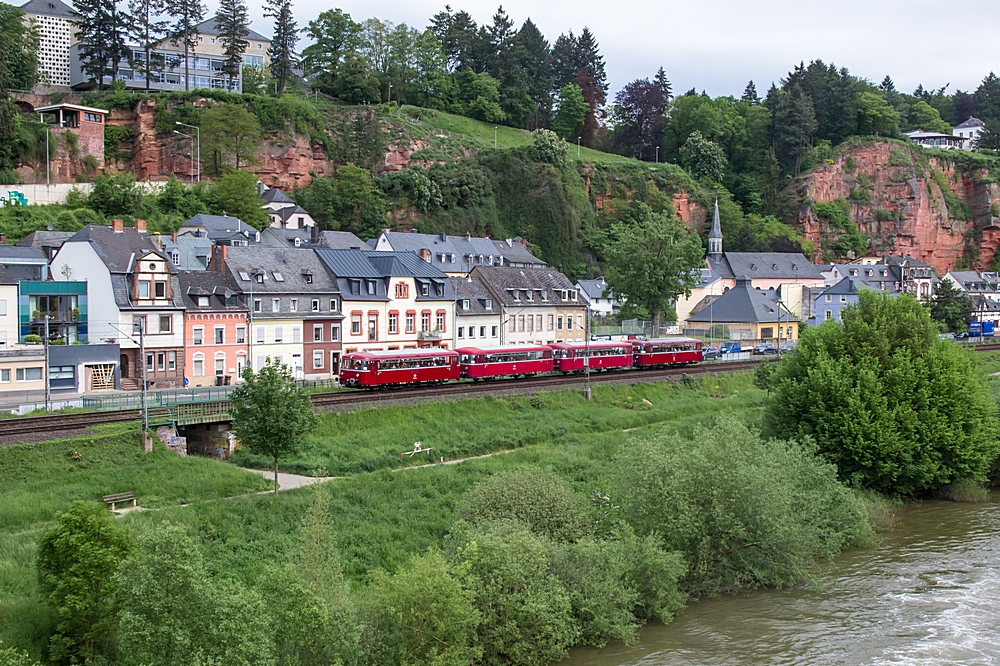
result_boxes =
[762,291,1000,495]
[612,419,872,597]
[811,199,851,230]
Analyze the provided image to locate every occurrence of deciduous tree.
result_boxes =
[230,357,317,492]
[206,169,267,228]
[679,130,727,182]
[301,8,362,81]
[0,3,41,90]
[200,103,262,174]
[552,83,586,141]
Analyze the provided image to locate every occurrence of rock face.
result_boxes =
[794,141,1000,273]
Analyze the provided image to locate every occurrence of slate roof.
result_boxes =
[451,276,497,316]
[320,231,366,249]
[708,199,722,240]
[315,249,454,301]
[260,228,313,249]
[160,234,213,271]
[177,271,245,311]
[708,252,822,280]
[179,214,261,245]
[472,266,585,307]
[687,277,799,324]
[818,276,899,297]
[110,274,185,310]
[947,270,1000,294]
[260,187,294,204]
[0,265,17,285]
[577,278,612,300]
[955,116,985,130]
[194,16,269,42]
[15,231,75,258]
[0,243,46,263]
[223,247,340,294]
[493,238,546,266]
[64,225,159,273]
[19,0,78,18]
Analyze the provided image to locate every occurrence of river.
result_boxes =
[564,495,1000,666]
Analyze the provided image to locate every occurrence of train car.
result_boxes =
[457,344,554,379]
[632,337,703,367]
[340,349,459,388]
[550,341,635,373]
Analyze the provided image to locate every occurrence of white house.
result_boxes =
[954,117,985,150]
[576,278,619,317]
[451,276,501,347]
[905,129,963,150]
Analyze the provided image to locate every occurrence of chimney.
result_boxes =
[135,219,147,233]
[218,244,228,275]
[171,230,178,242]
[310,224,319,245]
[0,234,6,244]
[465,232,471,241]
[410,229,418,234]
[439,232,447,241]
[112,219,124,233]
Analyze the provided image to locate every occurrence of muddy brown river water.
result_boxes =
[563,495,1000,665]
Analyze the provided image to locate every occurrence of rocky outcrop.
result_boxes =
[794,141,1000,272]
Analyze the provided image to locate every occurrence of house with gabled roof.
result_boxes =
[315,249,455,352]
[178,268,249,387]
[811,275,902,326]
[50,219,185,389]
[374,230,546,276]
[687,276,799,343]
[954,117,985,150]
[178,214,261,247]
[471,266,587,345]
[451,276,501,347]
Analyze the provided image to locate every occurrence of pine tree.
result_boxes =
[742,80,759,105]
[75,0,130,90]
[266,0,297,95]
[166,0,205,91]
[878,75,896,93]
[216,0,250,90]
[550,32,577,89]
[974,72,1000,122]
[574,27,607,104]
[514,18,552,129]
[654,66,672,108]
[127,0,168,92]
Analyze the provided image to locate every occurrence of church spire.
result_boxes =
[708,198,722,258]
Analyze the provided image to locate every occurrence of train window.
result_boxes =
[460,354,473,364]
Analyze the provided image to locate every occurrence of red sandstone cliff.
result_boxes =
[794,141,1000,273]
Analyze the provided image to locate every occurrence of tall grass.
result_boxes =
[232,374,764,476]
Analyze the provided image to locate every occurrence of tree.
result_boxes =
[74,0,130,90]
[602,204,705,333]
[0,3,41,90]
[654,66,672,106]
[230,357,317,492]
[216,0,250,90]
[679,130,727,182]
[206,169,267,228]
[552,83,587,141]
[514,19,553,130]
[265,0,297,95]
[763,291,999,495]
[927,278,973,333]
[856,91,900,136]
[126,0,169,92]
[447,69,505,122]
[301,8,362,80]
[977,118,1000,150]
[200,103,262,174]
[429,6,480,72]
[36,502,134,664]
[166,0,205,91]
[908,100,951,133]
[768,84,818,175]
[611,77,666,160]
[328,52,380,104]
[974,72,1000,122]
[0,9,21,171]
[530,128,567,167]
[742,80,759,105]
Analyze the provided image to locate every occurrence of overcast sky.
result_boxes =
[242,0,999,98]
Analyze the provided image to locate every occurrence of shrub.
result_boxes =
[455,469,591,542]
[811,199,851,230]
[763,291,999,495]
[530,129,568,167]
[612,419,872,597]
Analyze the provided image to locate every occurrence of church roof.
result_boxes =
[708,199,722,240]
[688,277,799,324]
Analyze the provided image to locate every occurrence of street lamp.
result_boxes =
[577,136,581,158]
[494,125,498,149]
[655,146,659,163]
[173,130,195,184]
[175,121,200,182]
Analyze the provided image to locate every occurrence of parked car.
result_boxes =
[939,332,956,341]
[720,341,743,354]
[702,346,721,360]
[752,343,778,355]
[779,343,796,353]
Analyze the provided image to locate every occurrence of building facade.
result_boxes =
[472,266,588,345]
[178,268,249,387]
[451,276,502,347]
[20,0,79,89]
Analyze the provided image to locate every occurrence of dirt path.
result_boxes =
[246,469,338,490]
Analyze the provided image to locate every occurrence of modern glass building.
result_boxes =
[18,281,88,344]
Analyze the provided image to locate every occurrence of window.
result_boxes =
[351,314,361,335]
[272,298,280,312]
[406,312,415,333]
[215,354,224,375]
[509,317,515,333]
[236,326,246,343]
[159,315,172,333]
[312,299,320,312]
[825,310,832,321]
[557,316,563,330]
[367,281,377,295]
[480,326,487,338]
[436,312,445,331]
[303,273,313,284]
[547,315,554,331]
[0,369,8,382]
[254,299,261,313]
[458,326,465,338]
[273,272,284,282]
[468,326,475,339]
[485,299,492,310]
[256,326,265,343]
[193,356,204,376]
[330,298,338,312]
[169,351,176,371]
[313,350,323,369]
[157,352,165,371]
[0,299,5,315]
[840,295,847,303]
[83,111,102,122]
[421,312,430,331]
[313,324,323,342]
[154,281,166,298]
[16,367,43,381]
[395,283,409,298]
[421,283,429,297]
[331,325,339,341]
[146,354,154,371]
[292,326,301,343]
[215,326,224,344]
[49,366,74,381]
[193,326,204,345]
[198,296,209,307]
[491,326,497,337]
[274,326,284,343]
[825,294,832,302]
[462,299,470,310]
[389,312,398,334]
[290,298,297,312]
[527,315,534,332]
[518,315,525,332]
[256,273,264,283]
[368,315,377,341]
[139,281,150,298]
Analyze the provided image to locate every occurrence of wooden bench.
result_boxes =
[102,492,136,510]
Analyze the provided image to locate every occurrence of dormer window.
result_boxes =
[154,281,166,298]
[294,237,301,247]
[513,290,520,301]
[303,273,313,284]
[485,299,492,310]
[421,283,429,297]
[367,281,377,295]
[462,299,470,310]
[255,273,264,283]
[540,290,547,300]
[526,291,533,301]
[772,264,778,270]
[570,290,578,301]
[171,251,180,265]
[198,296,209,307]
[450,254,456,263]
[750,264,757,270]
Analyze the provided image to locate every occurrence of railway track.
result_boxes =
[5,343,1000,437]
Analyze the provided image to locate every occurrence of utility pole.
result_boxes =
[45,129,50,186]
[582,309,592,401]
[44,315,51,412]
[136,319,149,444]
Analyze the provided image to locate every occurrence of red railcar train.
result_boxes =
[549,341,635,373]
[340,349,459,388]
[456,344,554,379]
[632,338,703,366]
